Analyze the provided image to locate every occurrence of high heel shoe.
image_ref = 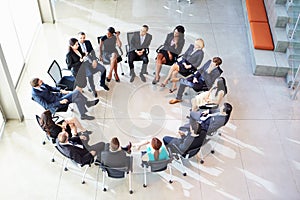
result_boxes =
[114,73,120,82]
[169,88,177,93]
[152,76,160,85]
[106,77,111,82]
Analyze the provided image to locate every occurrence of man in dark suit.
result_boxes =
[78,32,109,97]
[31,78,99,120]
[128,25,152,82]
[169,57,223,104]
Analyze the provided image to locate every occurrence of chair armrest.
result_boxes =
[156,45,164,53]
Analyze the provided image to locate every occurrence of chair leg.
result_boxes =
[179,156,186,176]
[51,148,56,162]
[168,164,173,183]
[81,165,89,184]
[102,171,107,191]
[63,159,69,171]
[143,165,147,187]
[129,171,133,194]
[199,148,205,164]
[119,63,125,75]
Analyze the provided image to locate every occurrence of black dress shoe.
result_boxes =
[100,84,109,91]
[80,114,95,120]
[86,99,99,108]
[93,91,98,98]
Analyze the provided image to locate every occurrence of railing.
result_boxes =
[290,13,300,40]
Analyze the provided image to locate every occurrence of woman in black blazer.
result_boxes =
[66,38,88,89]
[152,25,186,84]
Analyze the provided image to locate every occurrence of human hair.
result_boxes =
[215,77,227,97]
[195,38,205,49]
[151,137,162,161]
[40,110,55,135]
[68,38,78,52]
[174,25,185,34]
[78,31,85,36]
[30,78,39,87]
[142,24,149,31]
[58,132,68,143]
[223,102,233,124]
[212,57,222,66]
[110,137,120,151]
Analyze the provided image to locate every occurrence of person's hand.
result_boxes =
[79,135,87,140]
[92,60,97,68]
[193,77,198,83]
[60,89,69,94]
[137,145,141,150]
[178,130,185,136]
[115,31,120,36]
[184,64,191,69]
[90,150,96,156]
[60,99,68,104]
[136,50,143,56]
[99,55,103,62]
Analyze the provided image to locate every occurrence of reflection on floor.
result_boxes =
[1,0,300,199]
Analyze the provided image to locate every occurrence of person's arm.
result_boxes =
[210,90,224,105]
[66,52,82,70]
[115,32,122,48]
[99,39,104,61]
[137,141,150,150]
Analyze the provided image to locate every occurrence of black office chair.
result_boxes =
[98,150,133,194]
[97,36,124,75]
[55,140,94,184]
[124,31,150,74]
[141,157,173,187]
[47,60,75,91]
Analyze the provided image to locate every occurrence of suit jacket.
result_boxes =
[200,113,228,135]
[162,32,185,56]
[32,83,63,113]
[194,59,223,89]
[181,44,204,68]
[66,49,84,71]
[129,31,152,52]
[78,40,97,61]
[101,149,132,171]
[57,137,94,166]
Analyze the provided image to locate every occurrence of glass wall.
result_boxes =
[0,104,5,137]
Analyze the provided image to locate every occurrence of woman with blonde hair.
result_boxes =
[161,38,205,93]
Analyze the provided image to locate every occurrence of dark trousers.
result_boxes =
[128,51,149,69]
[58,90,87,116]
[86,63,106,92]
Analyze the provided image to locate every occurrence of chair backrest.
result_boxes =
[148,158,172,172]
[100,150,132,173]
[47,60,63,85]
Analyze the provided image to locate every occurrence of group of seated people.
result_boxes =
[33,23,233,169]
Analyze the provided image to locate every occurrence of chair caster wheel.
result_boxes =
[143,184,147,188]
[121,73,124,75]
[51,158,55,162]
[129,190,133,194]
[218,133,221,136]
[211,150,215,154]
[183,172,187,176]
[64,167,68,171]
[43,141,46,145]
[153,72,155,75]
[200,160,204,164]
[103,188,107,192]
[82,181,85,184]
[169,180,173,183]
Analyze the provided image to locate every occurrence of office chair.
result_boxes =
[141,157,173,187]
[35,114,58,162]
[47,60,75,91]
[124,31,150,74]
[31,96,72,118]
[97,36,124,75]
[98,150,133,194]
[55,140,94,184]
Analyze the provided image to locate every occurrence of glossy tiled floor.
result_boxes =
[1,0,300,199]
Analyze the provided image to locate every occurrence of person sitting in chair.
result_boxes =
[57,131,105,166]
[169,57,223,104]
[163,102,232,155]
[152,25,185,84]
[128,24,152,82]
[40,110,92,139]
[137,137,169,161]
[99,27,122,82]
[78,32,109,97]
[31,78,99,120]
[161,38,205,93]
